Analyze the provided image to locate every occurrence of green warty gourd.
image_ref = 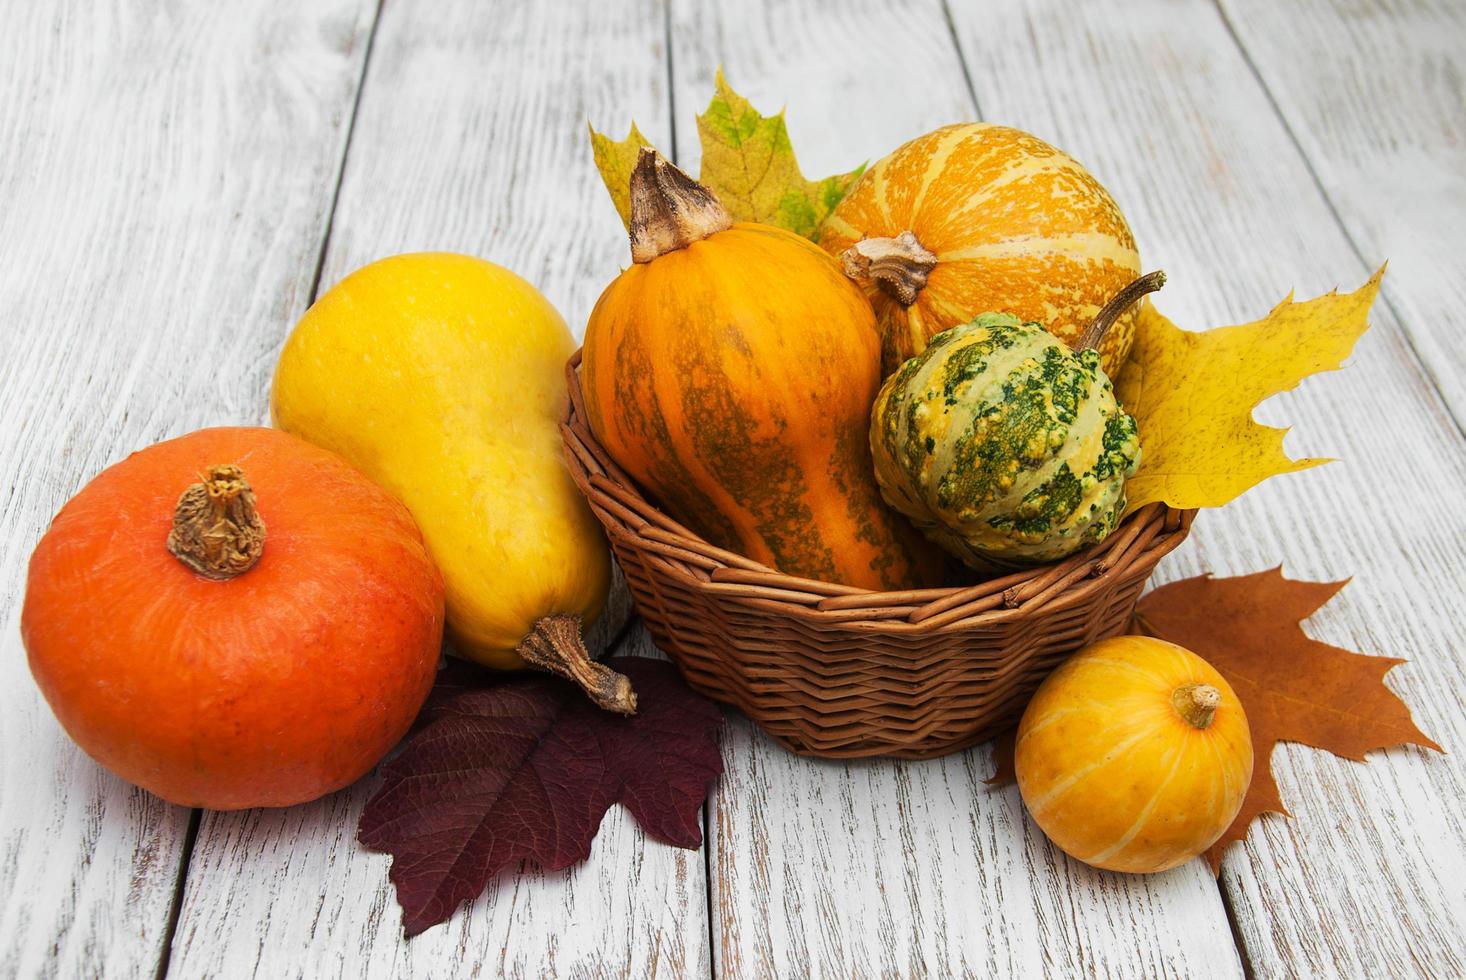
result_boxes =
[868,273,1163,568]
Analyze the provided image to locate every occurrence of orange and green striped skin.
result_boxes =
[821,123,1142,377]
[1015,636,1254,873]
[582,222,943,591]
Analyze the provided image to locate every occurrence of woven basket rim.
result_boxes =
[562,348,1195,633]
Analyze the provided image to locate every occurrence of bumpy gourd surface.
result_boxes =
[870,313,1140,566]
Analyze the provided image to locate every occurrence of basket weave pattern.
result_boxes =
[562,351,1194,759]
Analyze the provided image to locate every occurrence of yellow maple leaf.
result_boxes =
[588,120,652,229]
[1119,267,1384,515]
[588,72,862,240]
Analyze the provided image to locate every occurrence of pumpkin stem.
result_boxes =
[166,464,266,580]
[840,232,938,306]
[515,614,638,715]
[1077,270,1167,352]
[1171,683,1221,729]
[629,147,732,264]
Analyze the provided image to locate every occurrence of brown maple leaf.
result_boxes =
[988,568,1441,874]
[1136,568,1441,871]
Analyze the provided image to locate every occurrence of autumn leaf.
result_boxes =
[359,657,724,936]
[1133,568,1440,872]
[695,69,864,238]
[986,568,1439,874]
[1119,268,1383,515]
[589,71,863,239]
[588,120,652,228]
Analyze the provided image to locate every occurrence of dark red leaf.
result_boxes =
[358,656,723,936]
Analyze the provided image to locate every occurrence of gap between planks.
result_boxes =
[150,3,388,975]
[1209,0,1466,446]
[671,0,1243,974]
[651,7,724,960]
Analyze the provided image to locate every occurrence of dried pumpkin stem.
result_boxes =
[839,231,938,306]
[629,147,732,264]
[1171,683,1221,729]
[167,464,266,580]
[516,614,638,715]
[1077,270,1168,352]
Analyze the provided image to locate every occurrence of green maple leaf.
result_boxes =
[587,71,863,241]
[695,69,863,239]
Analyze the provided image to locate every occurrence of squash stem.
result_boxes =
[629,147,732,264]
[516,614,638,715]
[839,231,938,306]
[166,464,266,580]
[1171,683,1221,729]
[1077,270,1168,352]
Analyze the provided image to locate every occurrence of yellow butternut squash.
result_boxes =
[271,253,629,712]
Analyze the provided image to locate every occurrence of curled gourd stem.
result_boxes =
[167,464,266,580]
[1076,270,1168,353]
[840,231,938,306]
[1171,683,1221,729]
[515,614,638,715]
[629,147,732,264]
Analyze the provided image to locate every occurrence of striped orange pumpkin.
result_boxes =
[582,149,942,591]
[821,123,1142,376]
[1015,636,1253,873]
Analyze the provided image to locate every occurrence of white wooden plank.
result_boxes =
[944,0,1466,975]
[169,626,704,980]
[1217,0,1466,429]
[164,2,707,976]
[0,2,377,977]
[670,1,1244,976]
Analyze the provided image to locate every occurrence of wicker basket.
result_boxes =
[561,351,1194,759]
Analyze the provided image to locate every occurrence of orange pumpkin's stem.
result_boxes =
[1171,683,1221,729]
[515,614,638,715]
[166,464,266,580]
[1076,270,1167,353]
[628,147,732,264]
[839,231,938,306]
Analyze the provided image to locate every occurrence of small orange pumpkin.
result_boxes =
[582,148,941,590]
[821,123,1142,376]
[1015,636,1253,873]
[21,427,445,809]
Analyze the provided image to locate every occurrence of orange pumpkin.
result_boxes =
[21,427,445,809]
[821,123,1142,376]
[1015,636,1253,873]
[582,148,941,591]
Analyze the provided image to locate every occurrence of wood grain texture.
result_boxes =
[1217,0,1466,430]
[944,0,1466,974]
[0,2,377,977]
[8,1,1465,976]
[670,1,1243,976]
[162,2,703,976]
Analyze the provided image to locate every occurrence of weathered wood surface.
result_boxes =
[942,0,1466,975]
[161,2,707,977]
[1218,0,1466,429]
[671,1,1243,977]
[4,0,1465,976]
[0,2,377,977]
